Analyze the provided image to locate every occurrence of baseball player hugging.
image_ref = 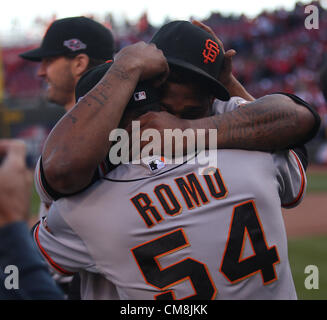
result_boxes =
[32,21,315,300]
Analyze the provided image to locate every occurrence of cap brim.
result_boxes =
[19,47,63,62]
[166,57,230,101]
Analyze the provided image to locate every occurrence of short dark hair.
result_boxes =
[65,52,107,72]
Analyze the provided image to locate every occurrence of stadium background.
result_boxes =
[1,0,326,299]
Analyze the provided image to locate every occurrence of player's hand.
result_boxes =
[114,42,169,87]
[192,20,236,87]
[0,139,33,227]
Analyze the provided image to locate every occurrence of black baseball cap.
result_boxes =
[151,20,230,101]
[20,16,115,62]
[75,62,160,113]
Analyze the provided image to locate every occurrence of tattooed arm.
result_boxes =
[41,42,168,194]
[40,47,319,196]
[137,94,319,153]
[208,94,318,151]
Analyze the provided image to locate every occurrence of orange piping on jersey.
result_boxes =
[174,173,209,210]
[154,184,183,217]
[282,150,306,208]
[34,224,74,276]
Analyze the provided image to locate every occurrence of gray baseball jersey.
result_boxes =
[33,96,250,291]
[34,148,306,300]
[34,156,109,287]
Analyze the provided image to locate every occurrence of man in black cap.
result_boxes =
[20,16,114,112]
[20,16,114,219]
[20,16,114,300]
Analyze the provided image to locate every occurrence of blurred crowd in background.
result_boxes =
[1,1,327,165]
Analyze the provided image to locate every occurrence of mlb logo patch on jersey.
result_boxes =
[134,91,147,101]
[144,157,165,173]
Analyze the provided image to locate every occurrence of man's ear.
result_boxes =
[72,54,90,78]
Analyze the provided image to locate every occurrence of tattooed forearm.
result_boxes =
[212,94,313,151]
[76,66,134,110]
[109,64,131,81]
[88,93,106,107]
[78,82,112,109]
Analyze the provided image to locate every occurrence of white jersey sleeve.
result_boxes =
[272,149,307,209]
[33,202,98,276]
[212,96,250,114]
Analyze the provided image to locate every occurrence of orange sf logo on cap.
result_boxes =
[203,39,220,64]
